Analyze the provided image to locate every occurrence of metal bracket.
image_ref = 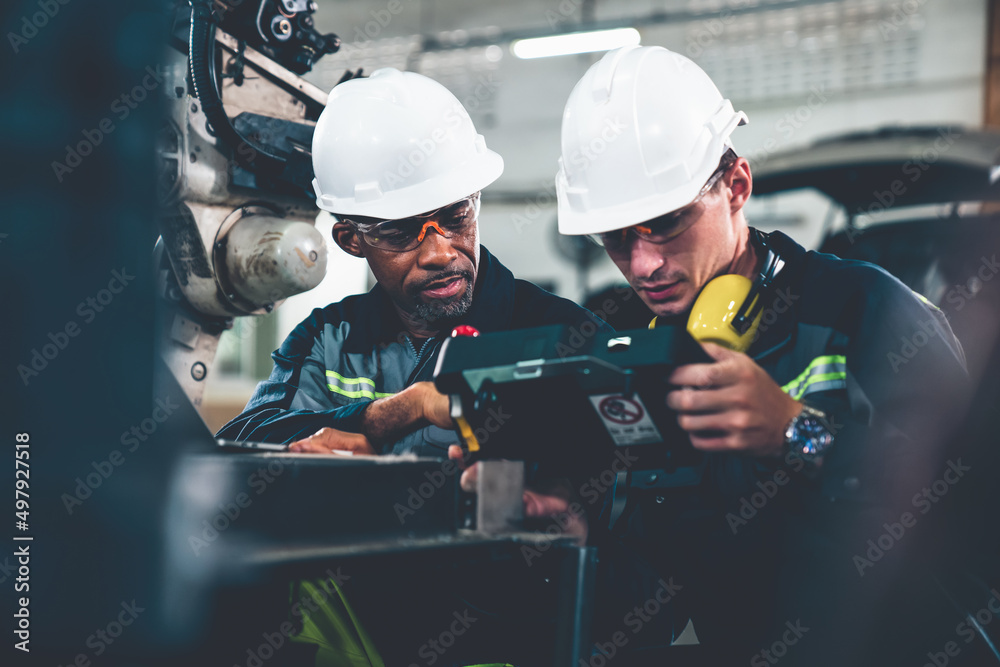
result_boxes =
[475,460,524,534]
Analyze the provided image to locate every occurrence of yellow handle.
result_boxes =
[453,414,480,453]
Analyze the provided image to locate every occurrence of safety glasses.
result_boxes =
[342,193,480,253]
[593,163,730,252]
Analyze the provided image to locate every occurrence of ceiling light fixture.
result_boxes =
[511,27,641,60]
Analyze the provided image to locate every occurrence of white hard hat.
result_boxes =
[556,45,747,235]
[312,68,504,219]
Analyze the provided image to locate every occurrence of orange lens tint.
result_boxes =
[613,223,653,247]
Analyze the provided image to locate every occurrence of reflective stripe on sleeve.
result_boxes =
[780,355,847,400]
[325,370,394,400]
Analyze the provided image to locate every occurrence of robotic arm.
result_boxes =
[156,0,356,409]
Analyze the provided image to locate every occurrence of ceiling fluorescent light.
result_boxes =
[511,27,640,60]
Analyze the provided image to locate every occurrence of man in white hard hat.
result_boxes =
[217,69,604,666]
[557,46,968,664]
[219,68,606,459]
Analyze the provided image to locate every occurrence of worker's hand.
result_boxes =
[417,381,453,429]
[448,445,476,490]
[288,427,376,455]
[448,446,588,546]
[521,479,588,546]
[667,342,801,457]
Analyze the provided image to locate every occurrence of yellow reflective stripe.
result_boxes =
[327,385,378,400]
[325,370,376,387]
[326,384,395,400]
[791,372,846,400]
[912,290,939,310]
[324,370,393,398]
[780,355,847,396]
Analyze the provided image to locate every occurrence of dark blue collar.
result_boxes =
[747,229,807,360]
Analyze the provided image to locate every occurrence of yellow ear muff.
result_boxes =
[685,274,762,352]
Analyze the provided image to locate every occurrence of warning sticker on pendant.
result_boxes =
[589,394,662,446]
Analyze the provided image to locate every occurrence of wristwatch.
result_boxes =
[783,404,834,463]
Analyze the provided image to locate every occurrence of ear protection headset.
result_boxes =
[732,229,786,332]
[654,228,786,352]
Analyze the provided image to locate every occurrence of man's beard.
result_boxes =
[410,270,475,324]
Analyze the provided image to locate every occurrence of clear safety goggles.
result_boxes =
[592,164,730,252]
[341,193,480,253]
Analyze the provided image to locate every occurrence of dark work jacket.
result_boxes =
[216,246,609,456]
[600,230,970,666]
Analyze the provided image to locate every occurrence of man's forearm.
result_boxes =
[216,402,369,444]
[358,383,431,447]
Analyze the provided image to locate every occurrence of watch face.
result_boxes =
[787,412,834,459]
